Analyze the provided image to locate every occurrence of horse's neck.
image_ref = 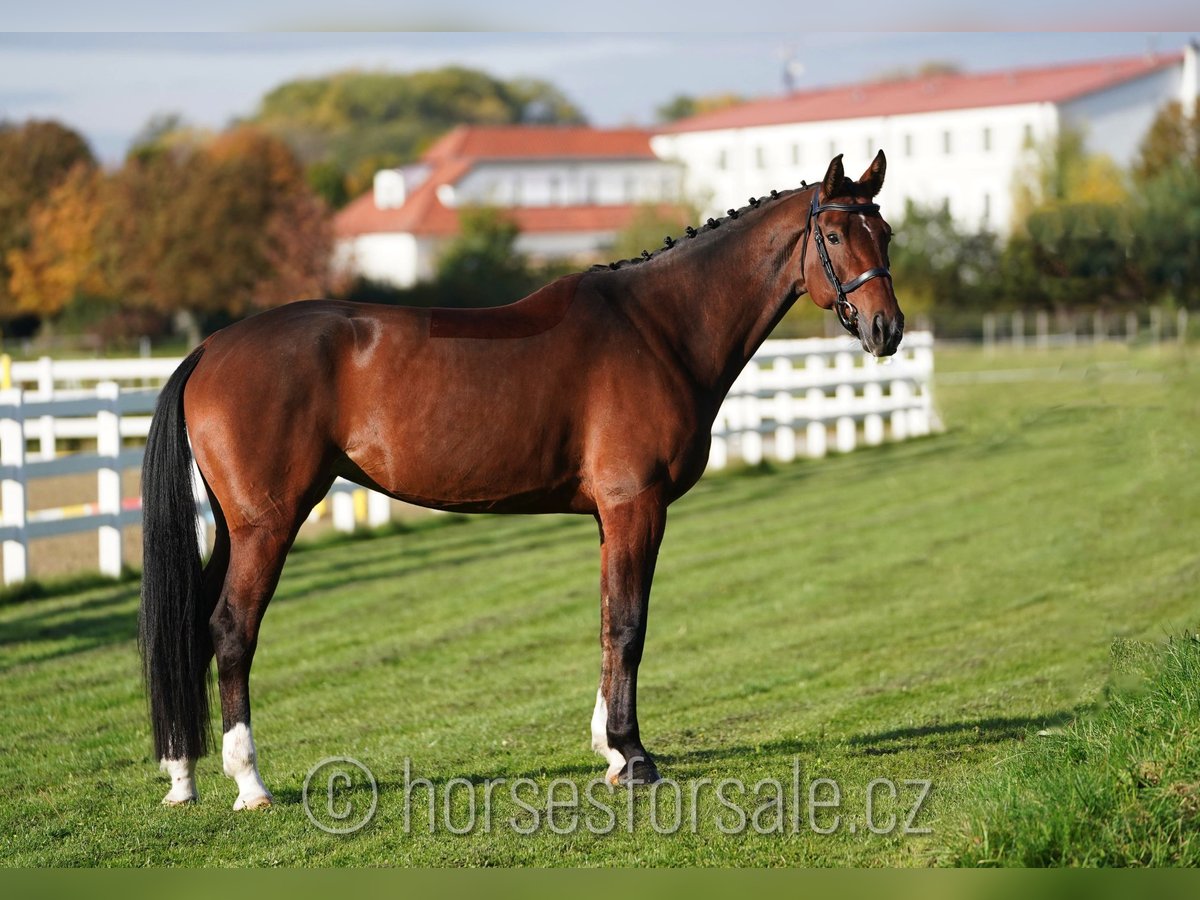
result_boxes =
[628,195,808,398]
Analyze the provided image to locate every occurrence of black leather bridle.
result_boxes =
[802,187,892,338]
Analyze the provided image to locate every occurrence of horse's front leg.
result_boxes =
[592,484,666,785]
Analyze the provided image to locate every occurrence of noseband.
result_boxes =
[803,187,892,338]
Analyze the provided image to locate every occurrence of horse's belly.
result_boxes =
[342,404,586,514]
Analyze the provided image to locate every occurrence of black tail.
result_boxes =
[138,345,211,761]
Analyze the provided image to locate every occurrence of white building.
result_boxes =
[335,125,683,288]
[651,46,1200,234]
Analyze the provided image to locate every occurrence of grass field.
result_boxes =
[0,343,1198,867]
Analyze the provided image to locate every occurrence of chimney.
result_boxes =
[1183,39,1199,119]
[373,169,407,210]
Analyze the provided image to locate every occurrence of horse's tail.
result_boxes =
[138,345,211,761]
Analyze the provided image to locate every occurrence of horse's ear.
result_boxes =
[821,154,845,198]
[859,149,886,197]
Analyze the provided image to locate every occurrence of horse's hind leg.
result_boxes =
[161,501,229,807]
[209,520,295,810]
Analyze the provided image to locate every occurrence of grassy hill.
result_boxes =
[0,343,1197,866]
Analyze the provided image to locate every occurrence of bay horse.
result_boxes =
[141,151,902,809]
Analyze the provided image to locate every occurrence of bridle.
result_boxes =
[801,186,892,338]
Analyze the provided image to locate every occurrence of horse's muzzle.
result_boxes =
[862,312,904,357]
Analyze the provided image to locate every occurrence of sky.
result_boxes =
[1,31,1197,163]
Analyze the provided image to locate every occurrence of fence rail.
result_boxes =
[0,333,936,585]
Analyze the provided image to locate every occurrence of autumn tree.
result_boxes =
[97,127,334,338]
[0,119,95,317]
[655,93,745,123]
[6,164,107,319]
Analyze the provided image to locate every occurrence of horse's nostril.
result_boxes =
[872,313,886,345]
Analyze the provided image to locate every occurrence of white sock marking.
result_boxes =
[160,756,197,805]
[223,722,272,810]
[591,689,626,783]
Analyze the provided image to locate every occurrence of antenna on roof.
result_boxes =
[780,45,805,94]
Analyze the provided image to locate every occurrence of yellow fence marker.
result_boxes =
[0,354,11,390]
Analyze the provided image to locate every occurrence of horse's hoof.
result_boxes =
[233,791,273,811]
[162,793,197,807]
[615,758,661,787]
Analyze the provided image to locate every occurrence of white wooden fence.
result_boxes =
[0,333,935,584]
[709,332,935,468]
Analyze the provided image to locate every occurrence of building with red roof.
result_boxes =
[334,125,682,288]
[651,47,1199,233]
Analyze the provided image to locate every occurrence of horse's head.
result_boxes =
[801,150,904,356]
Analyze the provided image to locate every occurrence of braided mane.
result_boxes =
[590,182,814,273]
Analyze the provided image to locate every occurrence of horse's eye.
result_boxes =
[828,233,840,245]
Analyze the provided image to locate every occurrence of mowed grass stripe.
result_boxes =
[0,344,1197,865]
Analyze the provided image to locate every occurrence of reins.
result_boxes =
[802,186,892,339]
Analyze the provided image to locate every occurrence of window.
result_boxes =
[548,176,561,205]
[624,176,636,203]
[791,143,802,166]
[829,139,837,158]
[982,192,991,222]
[717,149,728,170]
[942,130,952,154]
[865,136,873,157]
[904,133,913,156]
[585,176,598,204]
[1023,123,1034,146]
[755,146,766,169]
[982,127,992,152]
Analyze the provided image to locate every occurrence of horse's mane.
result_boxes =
[590,178,843,273]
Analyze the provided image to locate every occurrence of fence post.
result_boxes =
[863,382,884,445]
[1178,308,1189,345]
[772,357,795,463]
[366,491,391,528]
[96,381,122,577]
[1126,310,1138,343]
[1011,311,1025,350]
[1093,310,1106,345]
[890,380,911,440]
[332,488,356,533]
[740,363,762,465]
[982,313,996,352]
[0,389,28,584]
[37,356,55,460]
[1150,307,1162,343]
[1036,310,1049,350]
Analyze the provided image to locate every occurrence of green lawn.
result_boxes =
[0,343,1197,866]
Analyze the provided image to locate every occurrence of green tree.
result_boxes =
[1132,101,1200,184]
[0,119,95,317]
[252,67,587,206]
[1007,129,1134,310]
[609,202,699,262]
[888,201,1001,316]
[434,206,536,308]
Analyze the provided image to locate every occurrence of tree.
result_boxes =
[1132,101,1200,184]
[609,202,699,262]
[97,127,335,336]
[434,206,536,308]
[888,201,1001,316]
[655,93,744,123]
[252,67,587,207]
[6,163,107,319]
[1007,129,1134,309]
[0,119,95,317]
